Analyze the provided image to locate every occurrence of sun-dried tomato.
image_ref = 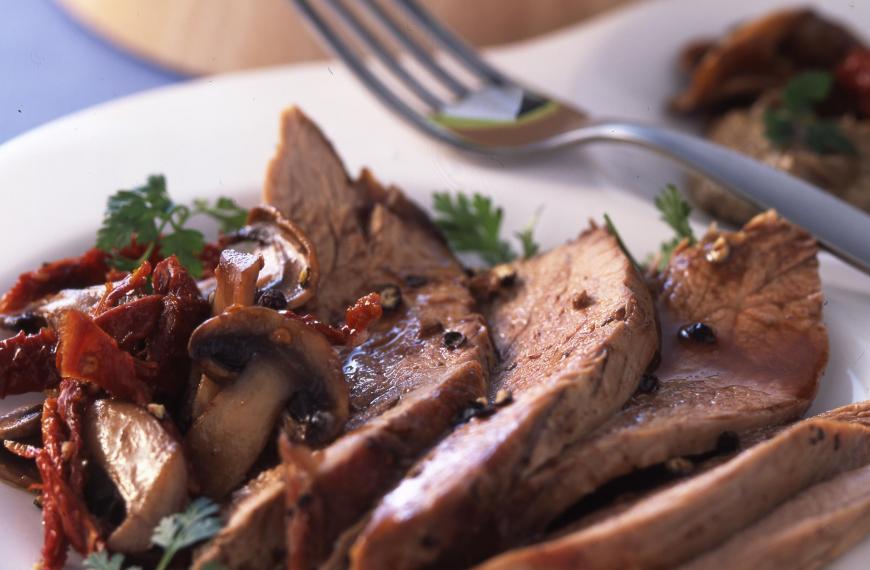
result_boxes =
[147,257,210,405]
[93,261,152,315]
[41,382,102,569]
[0,328,59,397]
[200,240,226,279]
[283,292,383,346]
[0,249,110,313]
[56,310,151,405]
[342,292,383,339]
[837,47,870,117]
[153,255,205,300]
[94,294,164,353]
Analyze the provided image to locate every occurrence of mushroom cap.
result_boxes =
[227,206,319,310]
[84,399,188,553]
[186,306,347,497]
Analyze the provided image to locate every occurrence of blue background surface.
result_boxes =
[0,0,185,144]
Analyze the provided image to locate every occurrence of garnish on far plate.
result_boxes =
[763,71,858,156]
[432,192,540,266]
[83,498,224,570]
[96,175,247,277]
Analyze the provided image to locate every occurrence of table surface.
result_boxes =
[0,0,184,144]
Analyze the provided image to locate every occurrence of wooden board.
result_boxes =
[58,0,638,75]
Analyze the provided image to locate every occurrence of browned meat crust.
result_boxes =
[478,402,870,570]
[196,108,494,570]
[347,227,658,569]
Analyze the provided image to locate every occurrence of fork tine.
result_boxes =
[294,0,451,140]
[359,0,469,98]
[393,0,513,87]
[324,0,444,110]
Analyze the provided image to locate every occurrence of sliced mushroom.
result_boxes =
[0,403,45,492]
[211,250,265,315]
[0,402,42,441]
[189,373,222,421]
[225,206,319,310]
[186,306,346,498]
[84,399,188,553]
[1,284,105,333]
[0,445,39,491]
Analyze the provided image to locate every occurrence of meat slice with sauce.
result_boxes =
[346,226,659,570]
[194,108,494,569]
[346,211,823,568]
[681,462,870,570]
[461,211,826,567]
[477,401,870,570]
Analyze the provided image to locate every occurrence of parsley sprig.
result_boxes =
[605,185,696,271]
[432,192,541,266]
[655,184,696,269]
[96,175,247,277]
[603,214,640,269]
[763,71,857,156]
[83,551,141,570]
[83,498,225,570]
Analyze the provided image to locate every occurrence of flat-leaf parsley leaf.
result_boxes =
[654,184,696,269]
[82,498,224,570]
[763,71,857,156]
[96,175,247,277]
[432,192,541,266]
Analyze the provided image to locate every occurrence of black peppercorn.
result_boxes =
[443,330,466,349]
[404,274,428,288]
[256,289,288,310]
[716,431,740,453]
[678,322,716,344]
[638,373,659,394]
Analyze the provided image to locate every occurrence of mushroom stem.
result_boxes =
[186,357,294,498]
[212,250,264,315]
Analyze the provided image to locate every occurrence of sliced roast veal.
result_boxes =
[192,468,286,570]
[442,212,827,562]
[681,463,870,570]
[477,401,870,570]
[196,108,493,568]
[348,227,659,570]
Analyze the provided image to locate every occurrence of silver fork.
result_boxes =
[293,0,870,274]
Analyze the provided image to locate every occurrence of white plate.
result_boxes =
[1,0,869,567]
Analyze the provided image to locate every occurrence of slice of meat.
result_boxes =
[348,227,658,569]
[681,463,870,570]
[439,211,825,562]
[193,468,287,570]
[197,108,493,568]
[476,402,870,570]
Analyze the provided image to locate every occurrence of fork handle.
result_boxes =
[575,121,870,274]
